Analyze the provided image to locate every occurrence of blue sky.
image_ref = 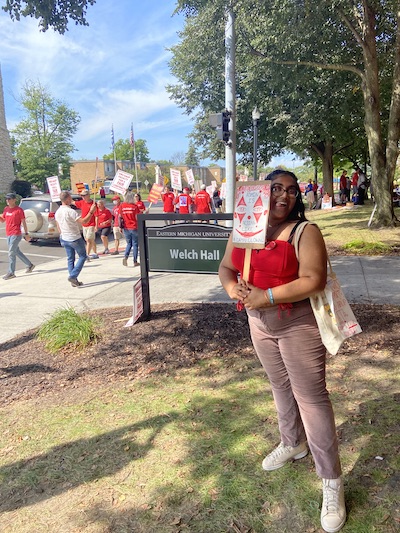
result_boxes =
[0,0,300,168]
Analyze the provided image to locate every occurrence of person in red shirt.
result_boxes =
[0,193,35,280]
[162,186,176,225]
[351,169,359,197]
[120,192,140,267]
[195,184,212,215]
[162,186,175,213]
[111,195,122,255]
[174,187,193,215]
[339,171,348,204]
[134,193,146,214]
[73,190,99,260]
[95,199,113,254]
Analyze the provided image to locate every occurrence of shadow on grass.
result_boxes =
[0,412,179,514]
[2,380,399,532]
[78,392,400,533]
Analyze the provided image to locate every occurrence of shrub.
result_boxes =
[11,179,32,198]
[37,306,100,353]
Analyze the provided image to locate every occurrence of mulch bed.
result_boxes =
[1,302,399,406]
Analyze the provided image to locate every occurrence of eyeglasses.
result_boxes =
[271,184,299,198]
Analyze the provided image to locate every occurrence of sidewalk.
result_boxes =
[1,254,399,344]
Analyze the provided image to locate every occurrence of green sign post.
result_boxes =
[137,213,233,319]
[147,224,231,273]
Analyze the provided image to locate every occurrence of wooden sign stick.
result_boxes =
[242,248,252,283]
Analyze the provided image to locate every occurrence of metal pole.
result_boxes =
[253,119,258,181]
[133,141,139,192]
[225,7,236,218]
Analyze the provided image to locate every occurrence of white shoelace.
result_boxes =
[268,442,290,459]
[323,480,341,512]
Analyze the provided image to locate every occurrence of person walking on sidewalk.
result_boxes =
[218,169,346,533]
[55,191,97,287]
[1,192,35,280]
[120,192,140,267]
[73,190,99,260]
[111,195,122,255]
[96,199,113,254]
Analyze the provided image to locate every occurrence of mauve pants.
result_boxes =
[247,299,342,479]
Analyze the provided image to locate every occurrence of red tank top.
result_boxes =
[231,240,299,290]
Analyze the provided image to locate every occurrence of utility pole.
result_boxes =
[224,7,236,217]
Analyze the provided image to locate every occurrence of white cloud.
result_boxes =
[1,1,193,161]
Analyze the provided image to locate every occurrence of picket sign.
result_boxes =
[232,181,271,282]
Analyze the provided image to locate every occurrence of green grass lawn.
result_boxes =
[0,346,398,532]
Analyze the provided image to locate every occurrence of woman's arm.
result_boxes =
[242,224,327,310]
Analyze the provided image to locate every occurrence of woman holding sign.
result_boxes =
[219,170,345,533]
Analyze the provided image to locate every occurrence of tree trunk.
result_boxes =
[360,2,396,226]
[310,140,334,201]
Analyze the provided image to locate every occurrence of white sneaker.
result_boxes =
[262,441,308,471]
[321,477,346,533]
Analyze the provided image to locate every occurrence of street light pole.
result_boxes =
[252,107,260,181]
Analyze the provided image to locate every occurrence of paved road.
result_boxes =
[0,227,62,276]
[0,227,122,277]
[0,200,159,277]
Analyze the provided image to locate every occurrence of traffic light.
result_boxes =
[221,110,231,143]
[209,110,232,144]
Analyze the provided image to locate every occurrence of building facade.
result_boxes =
[69,159,225,193]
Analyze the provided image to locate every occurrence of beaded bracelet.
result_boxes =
[265,289,275,305]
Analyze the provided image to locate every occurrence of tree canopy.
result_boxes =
[12,80,80,190]
[103,138,150,163]
[185,141,200,166]
[2,0,96,33]
[172,0,400,225]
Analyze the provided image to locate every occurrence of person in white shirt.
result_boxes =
[55,191,96,287]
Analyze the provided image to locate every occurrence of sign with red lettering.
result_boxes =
[170,168,182,191]
[47,176,61,202]
[110,170,133,195]
[232,181,270,249]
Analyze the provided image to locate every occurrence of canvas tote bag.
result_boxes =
[293,221,362,355]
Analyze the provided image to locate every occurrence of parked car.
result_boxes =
[19,194,82,241]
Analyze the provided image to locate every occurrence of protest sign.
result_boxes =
[155,165,163,186]
[185,168,195,186]
[46,176,61,202]
[232,181,270,249]
[232,181,271,282]
[110,170,133,195]
[124,279,144,327]
[147,183,164,209]
[170,168,182,191]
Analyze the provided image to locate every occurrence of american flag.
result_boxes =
[111,125,115,150]
[130,123,135,147]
